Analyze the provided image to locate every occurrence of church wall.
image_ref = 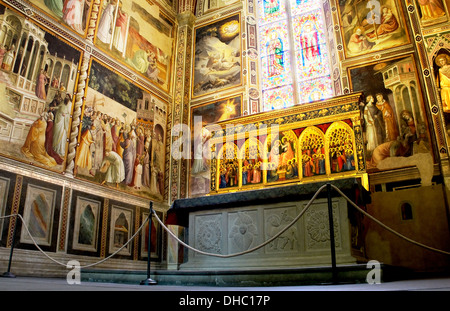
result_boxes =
[0,0,449,277]
[0,0,178,276]
[183,0,450,272]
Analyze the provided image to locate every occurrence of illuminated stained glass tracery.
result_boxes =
[258,0,333,111]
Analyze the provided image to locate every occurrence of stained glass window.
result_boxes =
[258,0,333,111]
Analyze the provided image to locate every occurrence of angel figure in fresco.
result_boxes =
[63,0,85,34]
[436,53,450,112]
[417,0,446,21]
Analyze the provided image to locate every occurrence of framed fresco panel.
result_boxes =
[74,59,167,201]
[338,0,410,58]
[108,204,134,256]
[72,196,102,252]
[94,0,175,91]
[0,175,11,241]
[0,4,82,173]
[348,54,434,172]
[20,183,57,247]
[24,0,93,37]
[189,95,242,197]
[192,13,242,98]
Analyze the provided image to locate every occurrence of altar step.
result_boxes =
[81,264,411,287]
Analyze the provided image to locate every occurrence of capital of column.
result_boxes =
[177,10,196,28]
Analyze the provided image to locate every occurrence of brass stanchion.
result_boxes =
[327,183,338,284]
[140,202,157,285]
[2,214,18,278]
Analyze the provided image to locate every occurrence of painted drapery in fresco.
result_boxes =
[338,0,410,58]
[0,5,81,172]
[349,55,433,171]
[74,60,167,200]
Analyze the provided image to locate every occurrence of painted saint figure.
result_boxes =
[21,115,57,167]
[366,6,399,38]
[267,32,284,77]
[63,0,85,34]
[97,0,116,44]
[347,27,373,54]
[101,150,125,188]
[44,0,64,18]
[418,0,446,21]
[436,53,450,112]
[76,125,95,171]
[112,3,128,54]
[36,70,49,100]
[375,93,398,142]
[53,94,72,156]
[364,95,384,152]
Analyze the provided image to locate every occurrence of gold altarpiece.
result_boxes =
[206,92,367,194]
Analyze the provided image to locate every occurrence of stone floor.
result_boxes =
[1,275,449,291]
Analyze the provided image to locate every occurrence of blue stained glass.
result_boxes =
[259,0,333,111]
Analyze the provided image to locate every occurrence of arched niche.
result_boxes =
[325,121,356,174]
[298,126,326,178]
[239,137,264,187]
[216,142,239,190]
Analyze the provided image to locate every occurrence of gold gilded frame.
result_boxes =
[209,92,367,194]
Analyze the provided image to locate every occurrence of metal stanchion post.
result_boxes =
[327,183,338,284]
[2,214,18,278]
[141,202,157,285]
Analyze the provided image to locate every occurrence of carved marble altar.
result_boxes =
[169,93,368,270]
[169,178,363,270]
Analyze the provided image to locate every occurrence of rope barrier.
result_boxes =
[154,184,329,258]
[153,184,450,257]
[0,213,151,269]
[1,183,449,273]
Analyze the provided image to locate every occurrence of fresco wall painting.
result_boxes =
[0,4,81,172]
[192,13,242,98]
[95,0,175,92]
[189,95,242,197]
[349,55,433,171]
[74,59,168,201]
[338,0,410,58]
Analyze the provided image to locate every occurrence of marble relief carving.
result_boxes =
[264,207,298,253]
[228,211,258,253]
[195,214,223,254]
[304,202,341,250]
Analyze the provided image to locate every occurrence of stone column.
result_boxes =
[169,10,195,203]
